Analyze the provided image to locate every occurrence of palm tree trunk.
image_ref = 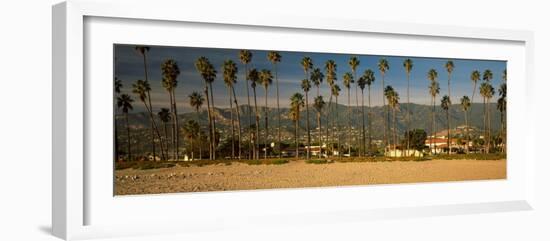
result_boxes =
[488,99,492,153]
[244,63,252,160]
[381,74,387,152]
[190,136,194,161]
[431,97,436,155]
[142,97,166,161]
[361,89,365,157]
[354,70,360,156]
[264,87,269,159]
[347,87,351,156]
[203,86,213,160]
[393,108,397,157]
[253,87,260,160]
[168,92,174,159]
[368,86,372,155]
[231,86,242,159]
[209,82,217,160]
[465,110,469,154]
[305,91,311,159]
[317,111,322,158]
[125,113,131,161]
[172,89,180,161]
[448,74,452,154]
[195,109,202,160]
[274,64,281,158]
[483,97,487,153]
[295,111,300,159]
[228,87,235,159]
[406,73,410,156]
[336,96,340,157]
[326,93,333,156]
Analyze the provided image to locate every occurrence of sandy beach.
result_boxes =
[114,159,506,195]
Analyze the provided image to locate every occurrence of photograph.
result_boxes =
[113,44,507,195]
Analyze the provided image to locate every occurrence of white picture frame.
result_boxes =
[52,0,535,240]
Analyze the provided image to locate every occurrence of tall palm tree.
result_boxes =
[363,69,375,154]
[301,57,313,159]
[268,51,282,157]
[290,93,305,158]
[132,79,166,160]
[445,60,455,152]
[331,84,341,156]
[157,108,171,149]
[480,80,495,153]
[114,78,122,160]
[117,94,133,161]
[301,78,312,159]
[385,86,400,157]
[161,59,181,160]
[259,69,273,159]
[223,60,241,159]
[428,69,440,154]
[324,60,337,153]
[357,73,367,156]
[343,72,354,156]
[403,58,413,155]
[182,120,200,160]
[194,57,217,160]
[313,96,326,158]
[188,92,204,160]
[482,69,494,153]
[440,95,451,154]
[134,46,156,159]
[311,68,324,97]
[498,69,507,153]
[248,69,261,160]
[348,57,360,155]
[239,50,253,159]
[460,96,471,153]
[378,58,390,149]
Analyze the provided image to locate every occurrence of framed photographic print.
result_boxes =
[52,0,535,240]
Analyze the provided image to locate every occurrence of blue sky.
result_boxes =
[115,45,506,113]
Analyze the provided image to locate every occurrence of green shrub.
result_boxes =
[306,159,333,164]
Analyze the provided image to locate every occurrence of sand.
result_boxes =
[114,159,506,195]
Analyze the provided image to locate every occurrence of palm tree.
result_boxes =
[313,96,326,158]
[223,60,241,159]
[348,57,360,155]
[132,79,166,160]
[385,86,400,157]
[331,84,341,156]
[498,69,507,153]
[403,58,413,156]
[194,57,217,160]
[259,69,273,159]
[363,69,375,154]
[182,120,200,160]
[134,46,157,160]
[311,68,324,97]
[428,69,440,154]
[248,68,261,160]
[480,80,495,153]
[482,69,494,153]
[460,96,471,153]
[441,95,451,154]
[117,94,133,161]
[268,51,282,157]
[470,70,481,109]
[357,73,367,156]
[157,108,171,148]
[161,59,181,160]
[301,78,312,159]
[239,50,253,159]
[343,72,354,156]
[188,92,204,160]
[290,93,305,158]
[301,57,313,159]
[445,60,455,152]
[114,78,122,160]
[324,60,337,153]
[378,58,390,149]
